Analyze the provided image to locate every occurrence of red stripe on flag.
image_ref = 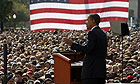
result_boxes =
[31,19,86,25]
[69,0,129,4]
[30,7,128,15]
[101,17,128,22]
[31,17,128,25]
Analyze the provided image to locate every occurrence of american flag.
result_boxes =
[30,0,129,31]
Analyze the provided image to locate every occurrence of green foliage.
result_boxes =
[13,0,30,28]
[14,2,29,22]
[1,0,30,28]
[14,0,25,3]
[0,0,13,22]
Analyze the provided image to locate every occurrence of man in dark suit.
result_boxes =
[63,14,108,84]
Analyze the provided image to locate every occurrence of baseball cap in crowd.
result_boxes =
[34,80,41,84]
[36,64,41,68]
[126,75,134,81]
[17,62,22,66]
[0,67,4,71]
[0,71,4,75]
[22,73,29,77]
[31,60,36,65]
[47,59,54,65]
[33,72,40,78]
[30,56,36,60]
[45,73,51,79]
[27,69,34,75]
[44,78,52,84]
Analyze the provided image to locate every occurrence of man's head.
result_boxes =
[15,70,23,82]
[86,14,100,30]
[44,78,52,84]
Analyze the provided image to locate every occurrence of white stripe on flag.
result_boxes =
[31,23,87,30]
[31,21,110,30]
[30,12,128,20]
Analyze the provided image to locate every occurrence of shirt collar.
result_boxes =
[90,25,98,31]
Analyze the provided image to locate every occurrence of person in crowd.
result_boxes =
[7,77,16,84]
[14,70,26,84]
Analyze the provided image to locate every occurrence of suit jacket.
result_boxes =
[71,26,108,79]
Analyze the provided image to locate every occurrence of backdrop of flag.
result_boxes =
[30,0,129,31]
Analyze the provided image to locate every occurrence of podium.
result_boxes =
[53,52,84,84]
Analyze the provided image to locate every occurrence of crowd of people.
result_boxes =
[0,27,139,83]
[106,27,140,83]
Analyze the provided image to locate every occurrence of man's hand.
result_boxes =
[63,37,73,46]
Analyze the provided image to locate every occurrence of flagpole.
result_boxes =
[120,35,124,80]
[130,17,133,27]
[3,44,8,84]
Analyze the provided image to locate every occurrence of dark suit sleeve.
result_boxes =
[71,31,96,54]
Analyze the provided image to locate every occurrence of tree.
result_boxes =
[0,0,30,30]
[0,0,13,32]
[13,2,29,22]
[12,0,29,28]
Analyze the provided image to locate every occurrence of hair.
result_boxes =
[44,78,52,83]
[126,63,133,67]
[15,70,23,76]
[89,14,101,25]
[7,74,13,81]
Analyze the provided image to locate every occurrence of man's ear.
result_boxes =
[92,19,96,25]
[92,19,95,23]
